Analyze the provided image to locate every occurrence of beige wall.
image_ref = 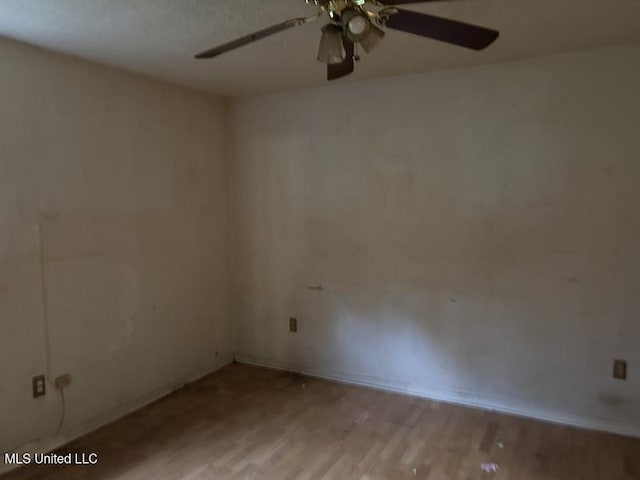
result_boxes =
[230,43,640,437]
[0,38,232,454]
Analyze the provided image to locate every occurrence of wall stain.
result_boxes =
[598,394,626,407]
[604,164,616,180]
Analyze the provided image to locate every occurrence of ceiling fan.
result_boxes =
[195,0,499,81]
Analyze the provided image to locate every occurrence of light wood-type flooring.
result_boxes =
[3,363,639,479]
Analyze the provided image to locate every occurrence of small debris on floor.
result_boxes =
[413,467,417,475]
[497,441,504,449]
[481,462,500,473]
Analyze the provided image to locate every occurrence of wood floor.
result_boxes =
[4,363,639,480]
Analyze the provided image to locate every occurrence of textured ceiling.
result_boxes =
[1,0,640,96]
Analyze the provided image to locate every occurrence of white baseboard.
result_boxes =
[0,354,234,476]
[235,355,640,440]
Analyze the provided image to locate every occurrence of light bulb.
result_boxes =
[348,16,369,36]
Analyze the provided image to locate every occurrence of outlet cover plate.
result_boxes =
[32,375,46,398]
[613,359,627,380]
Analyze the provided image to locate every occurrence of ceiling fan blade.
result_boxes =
[384,9,499,50]
[195,14,319,59]
[327,38,355,81]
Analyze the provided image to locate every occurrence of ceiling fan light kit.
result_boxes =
[318,24,347,64]
[359,23,385,53]
[195,0,499,81]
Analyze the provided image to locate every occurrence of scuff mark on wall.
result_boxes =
[110,265,139,352]
[598,394,627,407]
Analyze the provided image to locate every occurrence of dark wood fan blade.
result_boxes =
[385,9,499,50]
[195,17,311,59]
[327,38,355,81]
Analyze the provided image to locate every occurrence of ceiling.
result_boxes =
[1,0,640,96]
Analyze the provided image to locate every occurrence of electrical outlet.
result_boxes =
[613,360,627,380]
[32,375,46,398]
[55,373,71,389]
[289,317,298,333]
